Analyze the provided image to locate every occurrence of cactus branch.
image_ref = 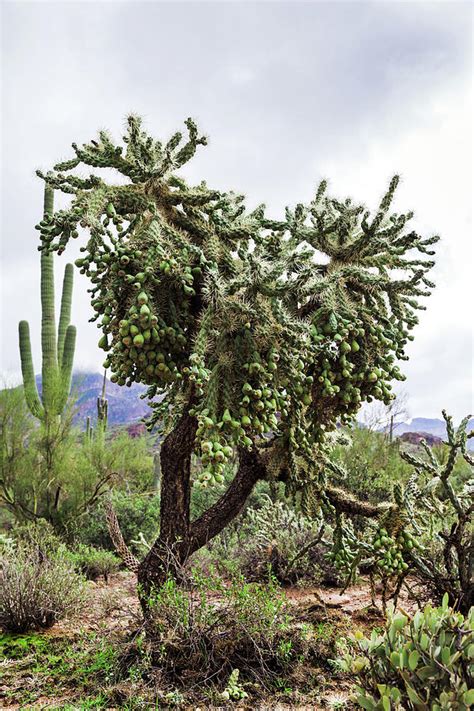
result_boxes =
[18,320,44,420]
[57,263,74,365]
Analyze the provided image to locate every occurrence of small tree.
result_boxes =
[36,116,438,603]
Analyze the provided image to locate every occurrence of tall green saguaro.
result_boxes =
[18,186,76,427]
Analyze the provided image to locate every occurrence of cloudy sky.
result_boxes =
[1,1,472,421]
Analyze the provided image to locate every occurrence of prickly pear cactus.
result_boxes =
[339,595,474,710]
[36,115,438,489]
[19,186,76,424]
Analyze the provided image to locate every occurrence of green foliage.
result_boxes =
[0,631,118,707]
[324,412,473,612]
[37,115,438,499]
[329,427,411,506]
[0,377,153,533]
[220,669,248,702]
[0,534,85,632]
[0,384,39,520]
[73,490,160,554]
[19,186,76,424]
[235,494,324,582]
[339,596,474,710]
[143,570,297,685]
[65,543,120,582]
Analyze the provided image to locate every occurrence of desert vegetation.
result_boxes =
[0,116,472,709]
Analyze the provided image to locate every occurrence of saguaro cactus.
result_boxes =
[18,186,76,424]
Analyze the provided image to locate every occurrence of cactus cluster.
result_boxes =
[19,186,76,424]
[340,596,474,710]
[35,116,438,490]
[322,411,473,612]
[371,526,412,576]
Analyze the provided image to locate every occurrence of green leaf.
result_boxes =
[405,683,427,709]
[441,646,451,665]
[390,688,401,702]
[382,696,390,711]
[441,592,449,611]
[356,694,376,710]
[416,665,439,681]
[392,614,408,631]
[420,632,429,651]
[408,650,420,671]
[463,689,474,706]
[390,651,400,668]
[413,610,423,631]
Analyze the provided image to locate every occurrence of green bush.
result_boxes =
[72,491,160,554]
[330,427,411,507]
[234,494,324,583]
[339,595,474,710]
[141,570,300,685]
[66,544,120,582]
[0,541,85,633]
[0,382,154,535]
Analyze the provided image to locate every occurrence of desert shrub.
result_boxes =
[72,491,160,554]
[338,595,474,710]
[0,383,154,535]
[66,544,120,582]
[0,533,15,555]
[330,427,411,508]
[0,541,86,632]
[234,495,325,583]
[13,518,67,553]
[324,413,473,613]
[139,570,301,686]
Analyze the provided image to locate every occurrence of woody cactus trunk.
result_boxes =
[18,185,76,515]
[36,116,438,606]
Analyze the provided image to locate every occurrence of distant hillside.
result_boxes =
[22,374,474,448]
[36,372,152,428]
[399,431,443,447]
[391,417,474,450]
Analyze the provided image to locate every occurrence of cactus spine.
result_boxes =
[18,186,76,424]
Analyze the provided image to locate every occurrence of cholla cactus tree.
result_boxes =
[19,186,76,427]
[36,115,438,600]
[398,412,473,613]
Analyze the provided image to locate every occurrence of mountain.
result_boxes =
[392,418,447,438]
[391,417,474,450]
[36,372,152,428]
[398,431,444,447]
[23,373,474,448]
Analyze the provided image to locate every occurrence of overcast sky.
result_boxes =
[1,1,472,421]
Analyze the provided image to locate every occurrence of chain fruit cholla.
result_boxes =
[35,115,438,600]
